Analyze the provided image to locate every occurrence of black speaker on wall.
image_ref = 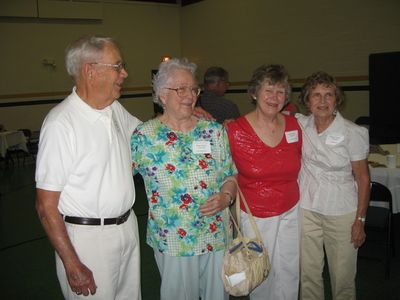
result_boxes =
[369,51,400,144]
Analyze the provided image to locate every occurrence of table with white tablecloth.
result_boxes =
[368,144,400,213]
[370,167,400,213]
[0,131,28,158]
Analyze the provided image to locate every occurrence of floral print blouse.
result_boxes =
[131,118,236,256]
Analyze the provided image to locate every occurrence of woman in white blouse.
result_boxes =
[297,71,370,300]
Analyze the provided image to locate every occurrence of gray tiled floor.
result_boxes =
[1,160,400,299]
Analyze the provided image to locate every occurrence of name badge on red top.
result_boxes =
[285,130,299,143]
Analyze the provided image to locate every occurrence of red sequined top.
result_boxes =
[227,115,302,218]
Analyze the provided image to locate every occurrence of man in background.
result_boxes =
[35,36,141,299]
[198,66,240,125]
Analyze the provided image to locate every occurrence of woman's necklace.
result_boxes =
[268,125,277,135]
[265,119,281,136]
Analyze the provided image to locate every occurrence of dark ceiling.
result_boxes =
[126,0,203,6]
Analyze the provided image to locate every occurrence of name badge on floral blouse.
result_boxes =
[285,130,299,143]
[192,140,211,154]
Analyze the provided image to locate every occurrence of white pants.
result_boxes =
[154,250,228,300]
[300,209,357,300]
[56,213,141,300]
[241,204,300,300]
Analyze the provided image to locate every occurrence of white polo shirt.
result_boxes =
[36,88,141,218]
[297,112,369,216]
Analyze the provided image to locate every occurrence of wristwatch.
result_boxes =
[223,191,234,206]
[357,216,366,223]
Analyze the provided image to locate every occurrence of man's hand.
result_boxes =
[66,261,97,296]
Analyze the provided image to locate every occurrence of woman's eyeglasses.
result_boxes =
[165,86,201,97]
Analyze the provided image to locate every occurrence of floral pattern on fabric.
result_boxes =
[131,118,236,256]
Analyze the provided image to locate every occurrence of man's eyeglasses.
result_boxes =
[165,86,201,97]
[90,62,127,72]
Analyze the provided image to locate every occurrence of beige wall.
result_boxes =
[1,0,400,130]
[0,1,180,129]
[181,0,400,120]
[182,0,400,76]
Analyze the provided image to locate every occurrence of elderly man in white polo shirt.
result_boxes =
[35,36,141,299]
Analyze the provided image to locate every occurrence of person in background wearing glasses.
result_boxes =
[35,36,141,299]
[197,66,240,126]
[297,72,370,300]
[131,58,237,300]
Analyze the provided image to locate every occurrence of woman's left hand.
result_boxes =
[199,193,230,217]
[351,220,366,248]
[350,159,369,249]
[193,107,214,120]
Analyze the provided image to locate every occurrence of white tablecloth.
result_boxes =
[0,131,28,158]
[370,167,400,213]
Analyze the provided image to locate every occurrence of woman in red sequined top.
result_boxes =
[227,64,302,300]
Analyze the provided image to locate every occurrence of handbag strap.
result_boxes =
[223,177,265,245]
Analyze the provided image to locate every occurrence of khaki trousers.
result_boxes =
[300,208,357,300]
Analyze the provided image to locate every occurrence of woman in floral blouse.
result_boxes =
[131,58,237,300]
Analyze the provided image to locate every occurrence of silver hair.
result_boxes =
[152,58,197,105]
[65,35,116,79]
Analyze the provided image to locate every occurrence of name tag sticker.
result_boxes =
[325,134,344,145]
[226,272,246,287]
[285,130,299,143]
[192,141,211,154]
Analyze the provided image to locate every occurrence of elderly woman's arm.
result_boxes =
[350,159,370,248]
[199,176,237,216]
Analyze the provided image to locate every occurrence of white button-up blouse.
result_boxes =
[297,112,369,216]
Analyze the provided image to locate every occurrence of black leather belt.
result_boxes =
[62,209,131,226]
